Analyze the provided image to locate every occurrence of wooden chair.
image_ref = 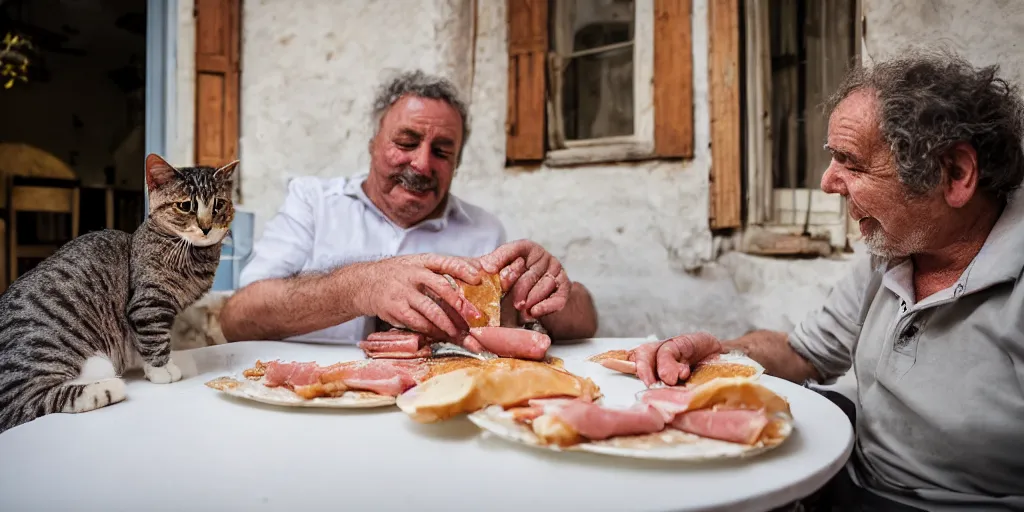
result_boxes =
[5,175,80,286]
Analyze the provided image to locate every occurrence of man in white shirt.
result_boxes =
[219,70,598,345]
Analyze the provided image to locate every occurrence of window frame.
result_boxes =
[543,0,655,167]
[732,0,862,253]
[504,0,694,168]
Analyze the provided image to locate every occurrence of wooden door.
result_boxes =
[195,0,241,168]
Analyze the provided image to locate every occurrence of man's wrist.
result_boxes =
[335,261,376,318]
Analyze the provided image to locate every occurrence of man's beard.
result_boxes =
[392,166,438,195]
[861,219,931,261]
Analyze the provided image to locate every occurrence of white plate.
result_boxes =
[204,374,397,408]
[467,404,793,461]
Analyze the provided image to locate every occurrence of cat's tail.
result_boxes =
[0,377,127,434]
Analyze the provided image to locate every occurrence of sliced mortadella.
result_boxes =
[670,408,770,445]
[548,400,666,441]
[468,326,551,360]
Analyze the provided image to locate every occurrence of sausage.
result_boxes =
[468,326,551,361]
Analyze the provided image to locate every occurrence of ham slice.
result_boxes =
[670,408,770,445]
[638,387,695,421]
[261,359,425,397]
[263,361,325,387]
[554,401,665,440]
[525,398,667,445]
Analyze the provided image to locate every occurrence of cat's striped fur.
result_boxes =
[0,154,237,433]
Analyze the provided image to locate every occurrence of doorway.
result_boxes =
[0,0,151,281]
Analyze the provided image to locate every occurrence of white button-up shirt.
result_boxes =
[239,172,507,344]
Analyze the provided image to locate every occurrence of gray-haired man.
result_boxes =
[220,70,598,346]
[635,49,1024,511]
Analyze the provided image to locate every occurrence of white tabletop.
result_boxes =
[0,338,854,512]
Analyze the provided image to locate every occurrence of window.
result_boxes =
[738,0,860,253]
[505,0,694,166]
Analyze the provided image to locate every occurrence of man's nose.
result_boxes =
[410,145,431,173]
[820,163,847,195]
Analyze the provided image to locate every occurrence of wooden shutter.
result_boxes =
[505,0,548,164]
[708,0,742,229]
[653,0,694,158]
[195,0,241,168]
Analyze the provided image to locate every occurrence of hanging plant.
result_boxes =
[0,32,32,89]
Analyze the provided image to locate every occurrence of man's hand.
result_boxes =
[478,239,571,321]
[357,254,485,341]
[631,332,725,387]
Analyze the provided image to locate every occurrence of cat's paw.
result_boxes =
[63,378,127,413]
[144,361,183,384]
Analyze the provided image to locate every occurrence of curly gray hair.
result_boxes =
[370,70,471,166]
[825,48,1024,202]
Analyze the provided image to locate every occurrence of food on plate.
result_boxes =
[396,358,601,423]
[651,376,791,446]
[587,348,763,386]
[259,359,427,398]
[485,377,791,449]
[512,398,668,447]
[359,326,552,361]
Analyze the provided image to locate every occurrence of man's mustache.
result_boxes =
[392,167,438,193]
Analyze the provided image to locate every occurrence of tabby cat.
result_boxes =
[0,154,237,433]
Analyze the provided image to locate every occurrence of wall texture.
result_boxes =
[862,0,1024,84]
[170,0,1024,342]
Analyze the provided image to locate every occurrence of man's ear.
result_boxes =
[146,154,177,192]
[214,160,240,182]
[943,142,979,208]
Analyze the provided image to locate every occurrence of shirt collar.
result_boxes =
[342,172,471,230]
[957,188,1024,294]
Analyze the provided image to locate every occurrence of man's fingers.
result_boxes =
[498,257,527,292]
[527,291,568,318]
[408,294,459,340]
[658,333,724,383]
[656,344,686,385]
[421,273,483,323]
[631,342,661,387]
[389,306,445,341]
[666,332,723,365]
[523,272,558,311]
[478,240,532,274]
[418,254,482,284]
[510,255,550,309]
[527,268,569,317]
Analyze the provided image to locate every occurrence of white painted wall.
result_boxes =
[169,0,1024,341]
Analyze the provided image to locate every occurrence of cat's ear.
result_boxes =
[214,160,240,182]
[145,154,177,192]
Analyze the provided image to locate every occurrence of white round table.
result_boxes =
[0,338,854,512]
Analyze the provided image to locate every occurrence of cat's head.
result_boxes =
[145,153,238,247]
